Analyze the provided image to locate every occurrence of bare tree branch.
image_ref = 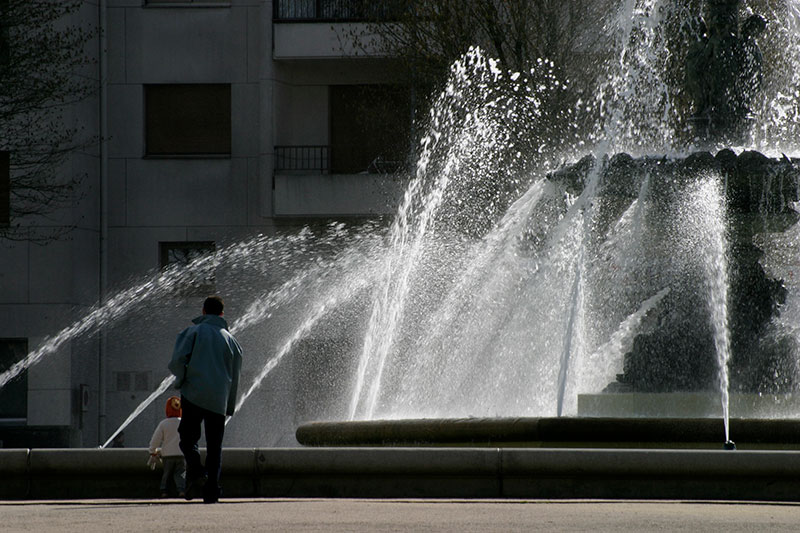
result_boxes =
[0,0,97,242]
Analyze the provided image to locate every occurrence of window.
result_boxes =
[0,151,8,225]
[145,84,231,157]
[0,0,8,68]
[114,371,151,392]
[146,0,226,5]
[114,371,132,392]
[0,339,27,421]
[330,85,411,174]
[134,371,150,391]
[274,0,401,21]
[160,241,216,295]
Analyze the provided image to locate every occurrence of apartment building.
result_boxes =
[0,0,410,448]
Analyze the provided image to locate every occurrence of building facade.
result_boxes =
[0,0,409,448]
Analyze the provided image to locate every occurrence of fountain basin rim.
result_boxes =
[296,417,800,449]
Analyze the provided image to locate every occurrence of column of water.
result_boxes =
[347,48,507,420]
[686,177,733,444]
[701,181,734,444]
[555,154,605,416]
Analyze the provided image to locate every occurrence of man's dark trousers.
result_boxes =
[178,396,225,501]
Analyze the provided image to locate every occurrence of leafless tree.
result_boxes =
[339,1,616,234]
[345,0,616,154]
[0,0,96,241]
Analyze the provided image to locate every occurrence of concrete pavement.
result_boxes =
[2,499,800,532]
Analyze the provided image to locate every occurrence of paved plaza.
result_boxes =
[2,498,800,532]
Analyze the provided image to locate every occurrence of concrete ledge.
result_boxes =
[255,448,501,498]
[0,449,29,499]
[28,449,160,499]
[501,448,800,500]
[3,447,800,501]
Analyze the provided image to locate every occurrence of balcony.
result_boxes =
[273,0,402,22]
[272,0,398,59]
[275,145,330,174]
[273,145,408,217]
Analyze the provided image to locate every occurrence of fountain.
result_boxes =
[2,0,800,453]
[686,0,768,145]
[298,0,800,449]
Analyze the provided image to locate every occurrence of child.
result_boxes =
[149,395,186,498]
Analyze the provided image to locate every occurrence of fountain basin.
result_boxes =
[296,417,800,449]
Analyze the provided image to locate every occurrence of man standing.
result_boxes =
[168,295,243,503]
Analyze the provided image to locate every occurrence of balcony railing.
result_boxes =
[275,145,330,173]
[274,145,406,175]
[273,0,402,22]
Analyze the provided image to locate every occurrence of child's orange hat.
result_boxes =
[165,396,182,418]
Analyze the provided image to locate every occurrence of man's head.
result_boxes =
[202,295,225,316]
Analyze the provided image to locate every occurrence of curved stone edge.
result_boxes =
[295,417,800,447]
[3,447,800,501]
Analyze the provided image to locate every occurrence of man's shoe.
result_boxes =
[184,474,207,501]
[202,486,220,504]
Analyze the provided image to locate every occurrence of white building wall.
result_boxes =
[2,0,409,449]
[0,0,103,447]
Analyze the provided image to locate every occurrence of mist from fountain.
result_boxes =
[97,223,386,446]
[0,234,275,391]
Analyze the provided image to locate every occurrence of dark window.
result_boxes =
[134,372,150,391]
[114,372,132,392]
[0,151,8,225]
[145,0,226,5]
[274,0,402,21]
[330,85,411,174]
[0,339,27,420]
[114,371,151,392]
[145,84,231,157]
[0,0,8,69]
[159,241,216,295]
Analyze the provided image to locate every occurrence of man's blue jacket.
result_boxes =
[168,314,243,416]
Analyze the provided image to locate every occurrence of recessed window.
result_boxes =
[274,0,400,21]
[114,371,151,392]
[0,151,9,225]
[134,372,150,391]
[146,0,227,5]
[0,339,27,421]
[330,85,411,174]
[114,371,132,392]
[160,241,216,295]
[0,10,7,71]
[145,84,231,157]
